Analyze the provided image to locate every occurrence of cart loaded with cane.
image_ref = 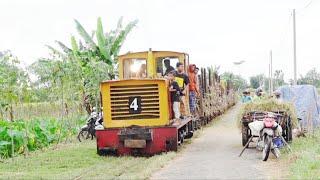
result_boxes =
[238,99,297,161]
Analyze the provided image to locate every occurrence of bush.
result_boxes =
[0,118,84,158]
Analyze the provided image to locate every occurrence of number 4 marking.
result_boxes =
[130,98,139,111]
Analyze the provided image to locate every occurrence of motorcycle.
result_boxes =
[255,113,283,161]
[77,109,103,142]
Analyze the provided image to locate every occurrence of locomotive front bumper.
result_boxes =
[118,128,152,148]
[96,126,178,156]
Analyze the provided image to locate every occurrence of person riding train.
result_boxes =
[174,62,190,118]
[188,64,200,115]
[166,71,182,119]
[164,59,175,76]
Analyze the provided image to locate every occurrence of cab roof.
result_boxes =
[118,50,188,58]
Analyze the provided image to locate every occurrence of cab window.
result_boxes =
[156,57,180,77]
[123,58,147,79]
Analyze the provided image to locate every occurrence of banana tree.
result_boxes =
[38,17,138,114]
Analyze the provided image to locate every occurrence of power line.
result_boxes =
[296,0,314,15]
[302,0,313,9]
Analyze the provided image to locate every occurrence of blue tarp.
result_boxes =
[277,85,320,128]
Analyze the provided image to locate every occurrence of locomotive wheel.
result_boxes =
[97,146,103,156]
[242,124,249,147]
[97,146,117,156]
[178,131,184,145]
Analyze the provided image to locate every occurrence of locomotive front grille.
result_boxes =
[110,84,160,120]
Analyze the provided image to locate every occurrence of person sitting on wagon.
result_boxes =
[166,71,181,119]
[253,88,264,102]
[273,90,283,102]
[241,90,252,103]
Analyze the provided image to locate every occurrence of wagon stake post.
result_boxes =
[280,135,292,152]
[239,136,254,157]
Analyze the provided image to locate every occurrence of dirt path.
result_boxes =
[151,105,286,179]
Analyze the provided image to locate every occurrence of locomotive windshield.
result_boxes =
[123,58,147,79]
[156,57,179,76]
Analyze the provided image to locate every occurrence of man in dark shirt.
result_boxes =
[164,59,175,76]
[166,71,181,119]
[174,62,190,117]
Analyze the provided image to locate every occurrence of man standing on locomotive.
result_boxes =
[175,62,190,118]
[164,59,175,76]
[188,64,200,115]
[165,71,182,119]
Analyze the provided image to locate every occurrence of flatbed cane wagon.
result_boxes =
[241,111,293,147]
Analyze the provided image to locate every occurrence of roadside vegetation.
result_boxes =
[0,17,137,158]
[285,130,320,179]
[0,117,84,158]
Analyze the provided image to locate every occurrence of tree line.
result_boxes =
[2,16,320,121]
[0,17,137,121]
[249,68,320,92]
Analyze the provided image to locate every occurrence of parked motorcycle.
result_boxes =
[254,113,283,161]
[239,111,292,161]
[78,108,103,142]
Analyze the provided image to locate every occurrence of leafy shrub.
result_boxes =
[0,118,84,158]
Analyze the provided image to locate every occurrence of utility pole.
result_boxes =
[268,64,271,95]
[293,9,297,85]
[270,50,273,95]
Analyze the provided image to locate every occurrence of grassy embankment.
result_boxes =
[0,141,176,179]
[285,130,320,179]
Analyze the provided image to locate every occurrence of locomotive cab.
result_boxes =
[97,50,193,156]
[100,50,190,128]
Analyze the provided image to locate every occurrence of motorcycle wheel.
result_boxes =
[262,135,272,161]
[77,129,89,142]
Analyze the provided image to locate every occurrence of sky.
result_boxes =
[0,0,319,81]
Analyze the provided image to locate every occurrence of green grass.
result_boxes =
[0,120,216,179]
[286,130,320,179]
[0,141,176,179]
[0,109,228,179]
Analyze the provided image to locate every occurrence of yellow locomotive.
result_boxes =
[96,50,235,155]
